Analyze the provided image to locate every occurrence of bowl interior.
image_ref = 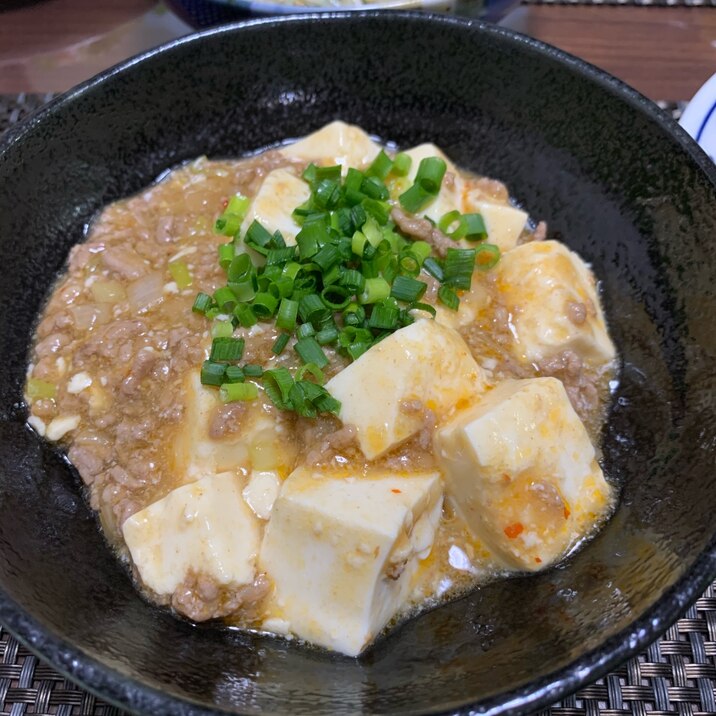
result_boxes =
[1,13,715,716]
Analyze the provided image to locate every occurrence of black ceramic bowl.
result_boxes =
[1,13,715,716]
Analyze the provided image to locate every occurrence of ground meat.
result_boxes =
[566,301,587,325]
[121,349,158,395]
[472,177,509,202]
[400,400,437,450]
[208,402,248,439]
[171,572,271,622]
[67,445,105,482]
[533,220,547,242]
[101,247,148,278]
[537,350,600,421]
[390,207,454,257]
[304,422,358,466]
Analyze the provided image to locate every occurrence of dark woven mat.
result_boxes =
[2,93,713,716]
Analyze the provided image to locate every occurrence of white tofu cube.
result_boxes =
[434,377,611,571]
[259,467,443,656]
[495,240,616,368]
[172,369,293,483]
[281,121,382,170]
[325,319,487,459]
[122,472,261,596]
[240,168,310,246]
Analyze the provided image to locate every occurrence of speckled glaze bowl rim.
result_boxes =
[1,12,715,716]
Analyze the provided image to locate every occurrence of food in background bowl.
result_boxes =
[25,121,617,656]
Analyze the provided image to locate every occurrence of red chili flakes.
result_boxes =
[391,488,402,494]
[534,557,542,564]
[564,506,571,520]
[504,522,524,539]
[222,198,229,208]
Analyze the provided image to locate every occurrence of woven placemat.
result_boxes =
[1,93,714,716]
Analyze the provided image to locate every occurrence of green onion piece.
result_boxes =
[443,248,476,290]
[438,210,464,238]
[352,231,368,258]
[390,275,428,303]
[362,216,383,247]
[344,168,364,193]
[220,381,258,403]
[276,298,299,331]
[214,286,237,311]
[205,307,220,320]
[321,285,351,311]
[263,367,294,409]
[462,213,488,241]
[392,152,412,177]
[315,325,339,346]
[252,292,279,318]
[350,203,367,229]
[339,326,373,348]
[272,332,290,355]
[215,213,242,237]
[294,336,329,368]
[233,304,257,327]
[361,175,389,201]
[211,320,233,338]
[200,360,226,386]
[415,156,447,194]
[266,246,296,266]
[299,294,330,325]
[422,256,445,282]
[192,292,213,315]
[313,243,340,272]
[362,198,390,225]
[225,365,245,382]
[228,280,256,303]
[296,223,325,260]
[411,241,432,265]
[296,322,316,339]
[270,276,294,299]
[243,364,264,377]
[218,243,235,269]
[322,264,342,286]
[210,336,245,362]
[343,303,366,326]
[295,362,325,384]
[226,194,250,218]
[411,301,437,317]
[368,300,400,330]
[474,243,501,270]
[399,252,420,277]
[340,268,365,294]
[168,260,192,290]
[367,150,393,181]
[347,341,372,361]
[227,253,253,282]
[26,378,57,400]
[360,276,391,304]
[311,164,341,183]
[399,182,432,213]
[438,285,460,311]
[245,220,274,248]
[287,382,316,418]
[301,163,318,185]
[314,179,341,209]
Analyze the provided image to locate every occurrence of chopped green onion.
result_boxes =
[276,298,299,331]
[211,320,233,338]
[313,243,340,272]
[218,243,235,269]
[438,210,464,238]
[367,150,393,181]
[294,336,329,368]
[214,286,237,311]
[390,275,428,303]
[272,332,291,355]
[361,175,389,201]
[26,378,57,400]
[225,365,245,382]
[422,257,444,282]
[398,252,420,277]
[360,276,391,304]
[315,325,339,345]
[474,243,501,270]
[296,322,316,339]
[263,367,294,409]
[415,156,447,194]
[368,300,400,330]
[228,253,254,282]
[347,341,372,361]
[245,220,274,248]
[299,293,330,325]
[226,194,250,218]
[461,213,488,241]
[343,303,366,327]
[252,292,279,318]
[233,304,257,327]
[215,213,242,237]
[392,152,412,177]
[314,179,342,209]
[192,292,213,315]
[399,182,433,214]
[200,361,226,386]
[220,381,258,402]
[210,337,245,362]
[340,269,365,294]
[321,285,351,311]
[362,198,390,224]
[443,248,476,290]
[228,279,256,303]
[295,362,325,384]
[266,246,297,266]
[411,301,437,317]
[244,364,264,377]
[438,285,460,311]
[410,241,432,265]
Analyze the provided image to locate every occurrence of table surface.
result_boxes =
[1,2,715,715]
